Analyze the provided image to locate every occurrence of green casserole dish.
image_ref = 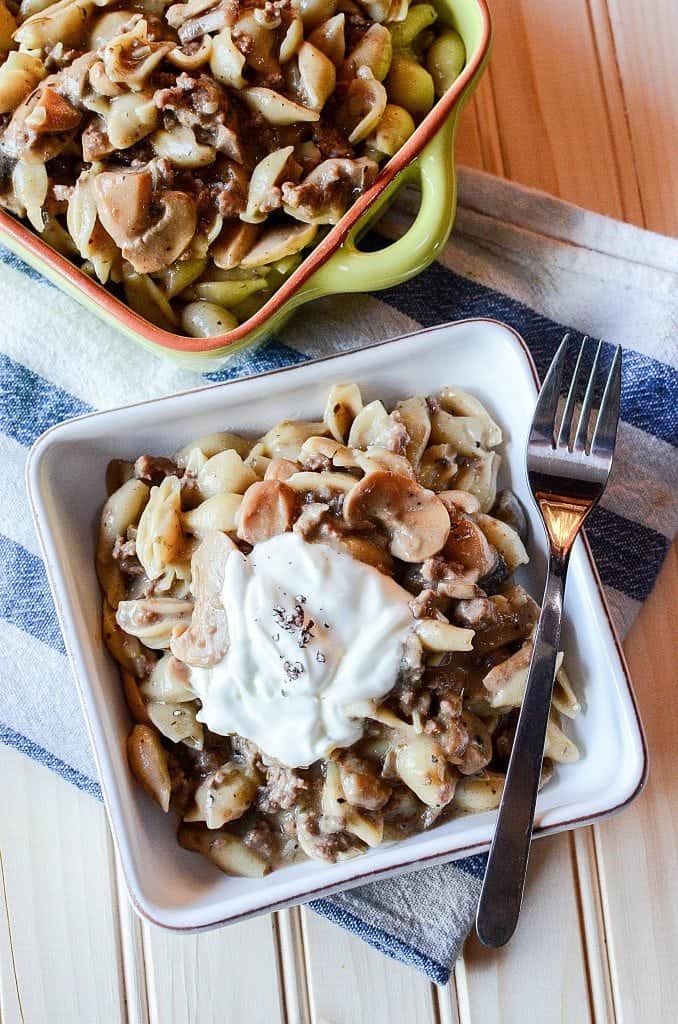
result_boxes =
[0,0,491,370]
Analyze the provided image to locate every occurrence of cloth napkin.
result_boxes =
[1,167,676,985]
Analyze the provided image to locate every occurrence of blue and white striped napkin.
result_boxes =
[1,168,676,984]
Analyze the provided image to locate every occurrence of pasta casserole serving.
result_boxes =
[97,382,582,878]
[0,0,467,336]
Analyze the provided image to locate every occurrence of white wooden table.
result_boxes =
[2,1,677,1021]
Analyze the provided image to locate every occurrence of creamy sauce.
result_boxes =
[189,533,414,767]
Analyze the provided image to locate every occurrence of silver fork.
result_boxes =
[475,333,622,948]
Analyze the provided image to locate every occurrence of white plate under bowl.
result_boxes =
[27,319,647,931]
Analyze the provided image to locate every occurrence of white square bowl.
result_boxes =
[27,319,647,931]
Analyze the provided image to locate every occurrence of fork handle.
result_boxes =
[475,551,567,947]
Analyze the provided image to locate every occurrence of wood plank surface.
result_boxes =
[1,0,677,1021]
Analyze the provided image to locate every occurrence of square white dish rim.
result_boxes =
[26,318,648,932]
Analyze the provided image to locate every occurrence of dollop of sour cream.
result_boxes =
[189,532,414,767]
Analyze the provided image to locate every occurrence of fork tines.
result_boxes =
[533,333,622,458]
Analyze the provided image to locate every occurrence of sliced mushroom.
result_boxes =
[236,480,297,544]
[437,489,480,516]
[285,470,356,499]
[127,724,171,812]
[94,170,197,273]
[443,516,498,580]
[353,446,415,479]
[436,388,502,447]
[343,470,450,562]
[116,598,194,650]
[93,167,152,248]
[240,221,317,268]
[24,84,81,134]
[171,531,235,668]
[264,458,300,482]
[211,221,258,270]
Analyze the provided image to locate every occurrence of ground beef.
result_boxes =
[112,531,144,576]
[242,820,277,862]
[257,761,308,813]
[134,454,179,484]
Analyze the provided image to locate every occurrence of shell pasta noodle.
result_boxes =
[0,0,467,336]
[96,382,582,877]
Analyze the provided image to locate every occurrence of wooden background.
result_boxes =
[1,1,676,1021]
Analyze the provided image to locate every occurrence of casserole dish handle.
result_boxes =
[290,112,457,302]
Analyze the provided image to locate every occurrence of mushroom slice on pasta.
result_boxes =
[343,470,450,562]
[240,221,317,268]
[170,530,235,668]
